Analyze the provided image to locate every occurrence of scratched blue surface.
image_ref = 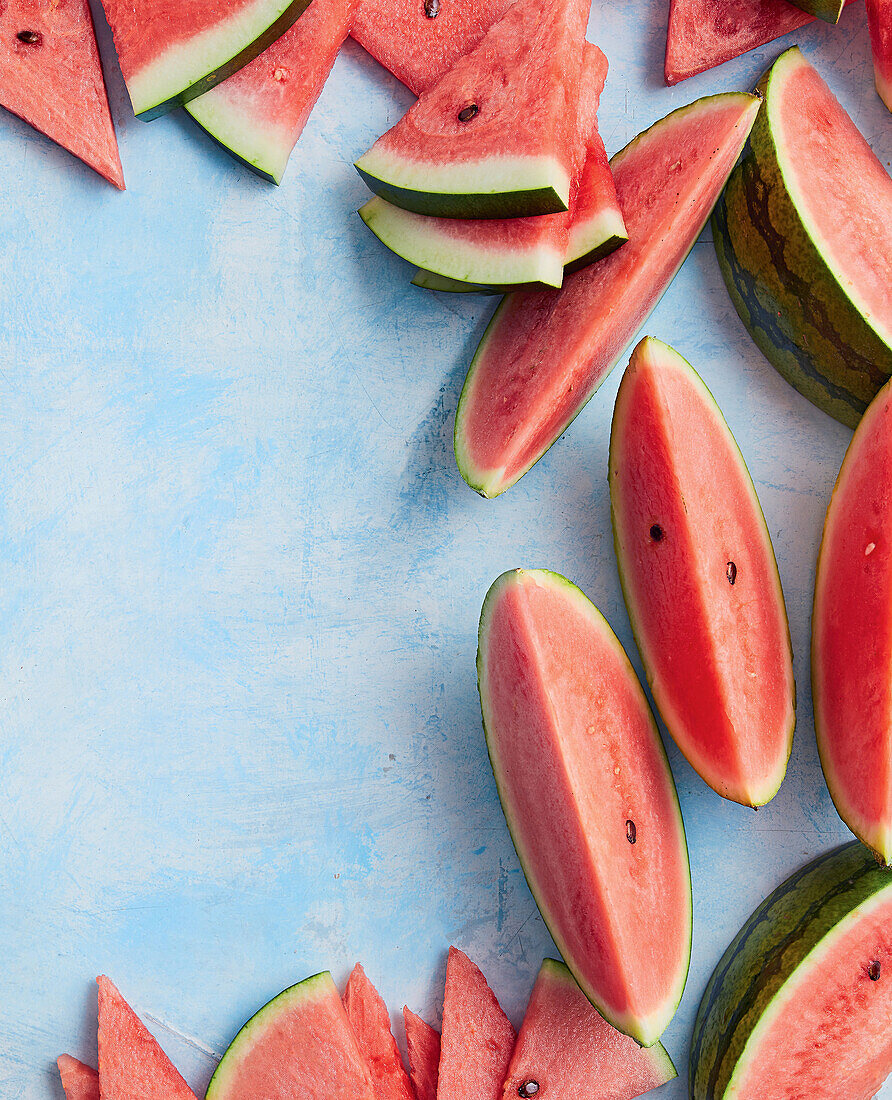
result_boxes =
[0,1,890,1096]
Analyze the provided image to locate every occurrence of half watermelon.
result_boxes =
[867,0,892,112]
[403,1008,440,1100]
[343,964,414,1100]
[57,1055,99,1100]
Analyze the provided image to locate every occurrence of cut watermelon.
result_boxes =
[98,0,312,119]
[437,947,515,1100]
[690,841,892,1099]
[785,0,844,20]
[867,0,891,112]
[565,123,627,273]
[206,972,376,1100]
[354,0,589,219]
[503,959,677,1100]
[343,964,414,1100]
[403,1008,440,1100]
[478,571,692,1046]
[57,1055,99,1100]
[0,0,123,188]
[185,0,355,183]
[97,976,198,1100]
[609,338,795,807]
[454,92,759,498]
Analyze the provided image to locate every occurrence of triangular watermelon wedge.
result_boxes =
[867,0,892,111]
[343,964,415,1100]
[97,976,199,1100]
[355,0,590,219]
[0,0,124,188]
[403,1008,440,1100]
[57,1055,100,1100]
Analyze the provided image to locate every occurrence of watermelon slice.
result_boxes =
[503,959,677,1100]
[206,972,376,1100]
[867,0,892,111]
[565,123,627,273]
[0,0,123,188]
[354,0,589,219]
[478,570,692,1046]
[97,976,198,1100]
[437,947,515,1100]
[690,841,892,1099]
[343,964,414,1100]
[185,0,356,183]
[57,1055,99,1100]
[98,0,312,119]
[454,91,760,498]
[403,1008,440,1100]
[609,338,795,807]
[785,0,844,19]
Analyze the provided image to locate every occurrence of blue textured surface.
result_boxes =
[1,1,890,1096]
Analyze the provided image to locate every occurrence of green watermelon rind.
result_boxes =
[185,94,291,184]
[785,0,845,21]
[712,47,892,430]
[412,270,500,294]
[689,841,892,1099]
[478,568,693,1048]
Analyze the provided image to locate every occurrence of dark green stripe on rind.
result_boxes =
[690,841,892,1098]
[563,231,627,274]
[185,114,279,183]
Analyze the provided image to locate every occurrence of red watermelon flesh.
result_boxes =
[98,976,198,1100]
[502,959,677,1100]
[867,0,892,111]
[343,964,415,1100]
[437,947,515,1100]
[403,1008,440,1100]
[0,0,123,188]
[57,1055,100,1100]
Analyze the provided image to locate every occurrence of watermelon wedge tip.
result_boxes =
[402,1008,440,1100]
[57,1055,99,1100]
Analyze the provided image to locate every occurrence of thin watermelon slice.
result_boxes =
[478,571,692,1046]
[185,0,356,183]
[503,959,677,1100]
[98,0,312,119]
[867,0,892,111]
[403,1008,440,1100]
[206,972,376,1100]
[609,338,795,807]
[437,947,515,1100]
[97,976,198,1100]
[565,123,626,272]
[343,964,415,1100]
[57,1055,99,1100]
[785,0,845,20]
[354,0,589,219]
[454,91,760,498]
[0,0,123,188]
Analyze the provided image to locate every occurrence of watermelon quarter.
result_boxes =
[868,0,892,111]
[57,1055,99,1100]
[343,964,414,1100]
[403,1008,440,1100]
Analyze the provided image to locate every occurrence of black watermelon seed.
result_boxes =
[17,29,42,44]
[726,561,737,585]
[626,820,637,844]
[649,524,664,542]
[458,103,479,122]
[869,960,881,981]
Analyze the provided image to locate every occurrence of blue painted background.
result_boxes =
[0,1,889,1095]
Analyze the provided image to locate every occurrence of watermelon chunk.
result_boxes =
[354,0,589,219]
[57,1055,99,1100]
[437,947,515,1100]
[565,121,626,273]
[97,976,198,1100]
[403,1008,440,1100]
[867,0,892,111]
[503,959,677,1100]
[0,0,123,188]
[343,964,414,1100]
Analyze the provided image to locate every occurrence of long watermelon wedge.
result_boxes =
[868,0,892,111]
[478,570,692,1046]
[690,841,892,1099]
[713,48,892,429]
[454,91,760,498]
[185,0,356,183]
[503,959,677,1100]
[343,964,414,1100]
[354,0,589,219]
[98,0,312,119]
[609,337,795,807]
[403,1008,440,1100]
[0,0,123,188]
[57,1056,99,1100]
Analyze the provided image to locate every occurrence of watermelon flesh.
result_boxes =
[343,964,415,1100]
[57,1055,99,1100]
[437,947,515,1100]
[868,0,892,111]
[403,1008,440,1100]
[478,570,692,1046]
[0,0,123,188]
[502,959,677,1100]
[185,0,356,183]
[454,92,760,497]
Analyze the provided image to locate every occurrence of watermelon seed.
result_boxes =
[626,819,637,844]
[16,29,41,44]
[649,524,664,542]
[458,104,479,122]
[424,0,440,17]
[869,961,881,981]
[518,1083,540,1097]
[726,561,737,585]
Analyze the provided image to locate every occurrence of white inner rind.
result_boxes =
[566,205,628,265]
[187,93,291,182]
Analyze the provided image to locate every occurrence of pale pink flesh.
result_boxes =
[57,1055,100,1100]
[403,1008,440,1100]
[867,0,892,109]
[343,964,415,1100]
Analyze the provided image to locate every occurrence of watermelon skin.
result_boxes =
[502,959,676,1100]
[57,1055,99,1100]
[343,964,415,1100]
[690,841,892,1099]
[478,571,692,1046]
[867,0,892,111]
[713,48,892,430]
[403,1008,440,1100]
[412,270,500,293]
[785,0,845,20]
[0,0,123,188]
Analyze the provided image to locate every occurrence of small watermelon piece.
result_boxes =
[502,959,677,1100]
[454,91,759,498]
[609,338,795,807]
[784,0,845,20]
[478,571,692,1046]
[98,0,312,119]
[57,1055,99,1100]
[867,0,892,111]
[0,0,123,188]
[437,947,516,1100]
[354,0,589,219]
[185,0,356,183]
[403,1008,440,1100]
[206,972,376,1100]
[564,124,627,273]
[690,841,892,1099]
[97,976,198,1100]
[343,964,415,1100]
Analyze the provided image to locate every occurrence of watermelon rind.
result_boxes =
[564,205,628,272]
[712,47,892,429]
[186,97,289,183]
[785,0,845,21]
[690,841,892,1098]
[412,270,499,294]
